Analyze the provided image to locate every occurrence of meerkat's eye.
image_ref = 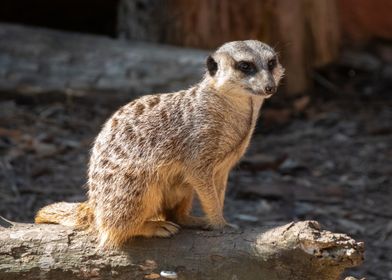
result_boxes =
[236,61,256,75]
[267,58,277,71]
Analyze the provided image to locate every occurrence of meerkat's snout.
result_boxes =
[264,85,276,95]
[247,69,278,97]
[261,72,278,96]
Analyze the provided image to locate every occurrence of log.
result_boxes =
[0,219,364,280]
[0,23,207,103]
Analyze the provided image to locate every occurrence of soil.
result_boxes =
[0,64,391,279]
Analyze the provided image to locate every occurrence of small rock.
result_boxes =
[235,214,259,222]
[139,259,158,271]
[333,133,350,142]
[32,141,58,157]
[160,271,178,279]
[256,199,273,214]
[279,158,308,175]
[144,273,161,279]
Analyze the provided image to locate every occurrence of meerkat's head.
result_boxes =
[205,40,284,98]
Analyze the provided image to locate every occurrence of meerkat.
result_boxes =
[35,40,284,248]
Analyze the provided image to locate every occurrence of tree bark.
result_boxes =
[118,0,341,95]
[0,219,364,280]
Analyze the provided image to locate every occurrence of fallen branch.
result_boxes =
[0,219,364,280]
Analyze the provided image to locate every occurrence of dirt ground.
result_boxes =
[0,61,391,279]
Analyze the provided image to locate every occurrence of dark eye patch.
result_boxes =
[267,58,277,71]
[236,61,257,75]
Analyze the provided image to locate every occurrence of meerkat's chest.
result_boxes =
[216,97,262,168]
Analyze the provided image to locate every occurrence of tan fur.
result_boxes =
[35,202,93,229]
[35,40,284,248]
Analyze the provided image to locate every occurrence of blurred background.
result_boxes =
[0,1,391,279]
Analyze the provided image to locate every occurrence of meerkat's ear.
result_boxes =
[206,55,218,76]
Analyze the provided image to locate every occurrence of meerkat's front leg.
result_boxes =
[214,170,240,231]
[214,169,230,212]
[190,176,227,229]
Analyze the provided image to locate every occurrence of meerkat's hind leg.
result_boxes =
[97,219,180,248]
[97,215,180,248]
[96,182,181,247]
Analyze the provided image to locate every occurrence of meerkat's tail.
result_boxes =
[35,201,93,229]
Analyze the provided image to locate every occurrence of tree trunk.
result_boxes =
[118,0,341,95]
[0,219,364,280]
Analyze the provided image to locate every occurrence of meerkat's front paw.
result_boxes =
[143,221,180,238]
[204,217,228,230]
[205,219,240,233]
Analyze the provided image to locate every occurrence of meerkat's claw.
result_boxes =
[151,221,180,237]
[166,221,181,229]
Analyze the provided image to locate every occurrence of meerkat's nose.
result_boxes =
[264,85,276,94]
